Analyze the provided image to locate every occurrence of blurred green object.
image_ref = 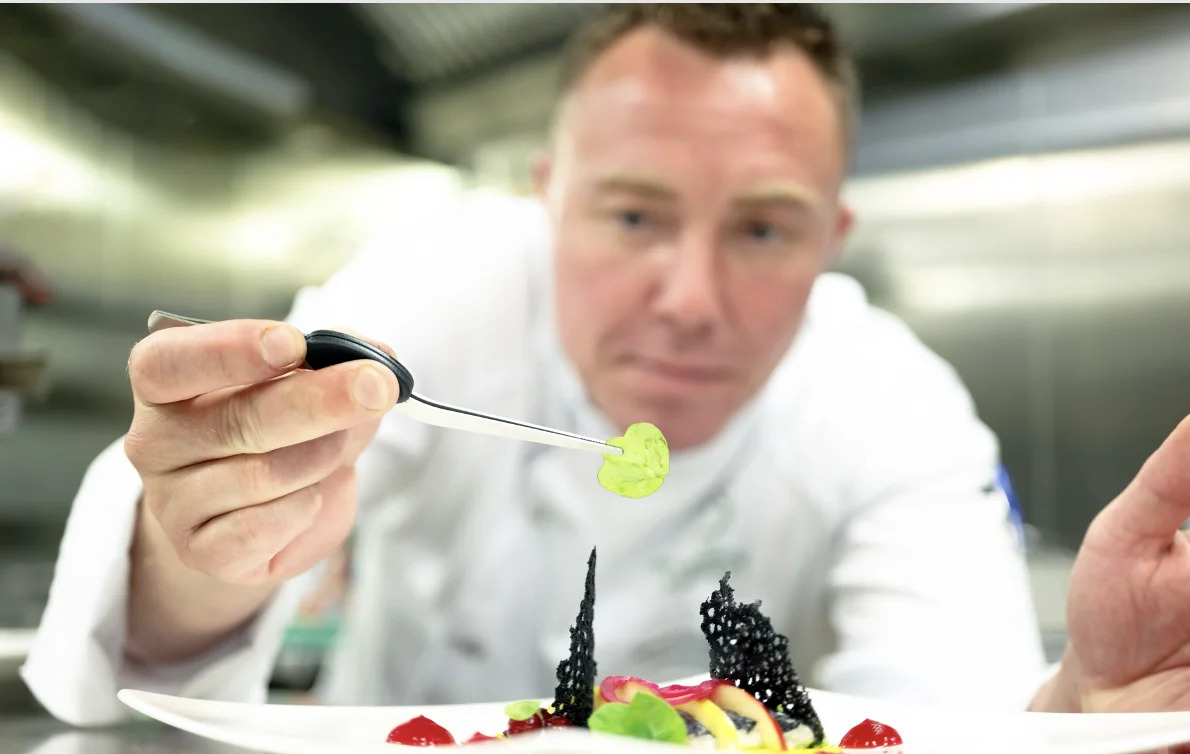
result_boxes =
[282,616,341,650]
[272,617,342,692]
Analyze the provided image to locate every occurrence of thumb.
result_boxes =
[1099,415,1190,545]
[320,327,399,466]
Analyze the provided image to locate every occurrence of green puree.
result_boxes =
[598,422,669,498]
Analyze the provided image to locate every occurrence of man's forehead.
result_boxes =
[557,27,847,174]
[569,27,836,116]
[558,83,840,206]
[577,27,802,90]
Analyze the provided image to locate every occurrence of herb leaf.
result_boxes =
[588,693,687,745]
[504,700,542,721]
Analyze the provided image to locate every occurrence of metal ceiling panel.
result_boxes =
[354,3,604,85]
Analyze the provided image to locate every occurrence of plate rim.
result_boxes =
[115,684,1190,754]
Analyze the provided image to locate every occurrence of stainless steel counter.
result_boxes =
[0,715,258,754]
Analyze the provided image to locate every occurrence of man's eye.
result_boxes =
[617,210,647,228]
[746,221,777,242]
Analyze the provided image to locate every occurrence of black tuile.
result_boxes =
[552,547,597,726]
[699,572,825,744]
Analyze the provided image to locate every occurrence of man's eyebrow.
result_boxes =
[592,175,821,211]
[733,182,819,212]
[592,174,678,199]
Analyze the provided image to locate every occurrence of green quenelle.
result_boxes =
[597,422,669,498]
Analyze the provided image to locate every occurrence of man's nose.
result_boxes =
[653,231,724,334]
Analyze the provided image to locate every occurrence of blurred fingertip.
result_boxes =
[352,362,398,410]
[261,324,306,369]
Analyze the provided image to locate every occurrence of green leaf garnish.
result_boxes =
[588,693,687,745]
[598,422,669,498]
[504,700,542,721]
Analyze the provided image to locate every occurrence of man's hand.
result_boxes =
[1034,415,1190,716]
[123,319,399,662]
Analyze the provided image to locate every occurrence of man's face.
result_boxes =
[537,28,853,451]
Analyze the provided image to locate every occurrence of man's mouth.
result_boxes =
[628,356,735,383]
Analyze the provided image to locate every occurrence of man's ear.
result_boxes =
[531,149,552,202]
[824,202,855,269]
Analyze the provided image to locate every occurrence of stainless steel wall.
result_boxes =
[836,5,1190,548]
[839,141,1190,549]
[3,3,1189,559]
[0,46,463,530]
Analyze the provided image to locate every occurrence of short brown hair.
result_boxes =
[558,3,860,147]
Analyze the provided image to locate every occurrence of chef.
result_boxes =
[22,3,1190,725]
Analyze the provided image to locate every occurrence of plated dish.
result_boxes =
[384,548,900,751]
[116,551,1190,754]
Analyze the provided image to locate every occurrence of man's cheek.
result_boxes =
[738,284,809,345]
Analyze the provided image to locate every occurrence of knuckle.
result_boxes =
[123,420,172,474]
[234,504,276,555]
[278,381,325,434]
[187,549,235,583]
[239,453,276,500]
[127,337,168,398]
[148,486,200,556]
[173,521,212,573]
[174,539,206,572]
[179,526,231,578]
[123,428,149,467]
[216,394,265,453]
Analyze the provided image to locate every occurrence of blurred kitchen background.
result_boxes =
[2,2,1190,700]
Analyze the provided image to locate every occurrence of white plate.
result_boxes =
[117,678,1190,754]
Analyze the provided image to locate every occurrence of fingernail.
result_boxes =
[261,326,303,369]
[352,365,393,411]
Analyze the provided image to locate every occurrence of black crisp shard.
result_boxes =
[552,547,597,726]
[699,572,825,744]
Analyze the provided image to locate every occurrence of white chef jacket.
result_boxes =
[22,188,1048,727]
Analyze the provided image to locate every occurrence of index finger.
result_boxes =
[129,319,307,405]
